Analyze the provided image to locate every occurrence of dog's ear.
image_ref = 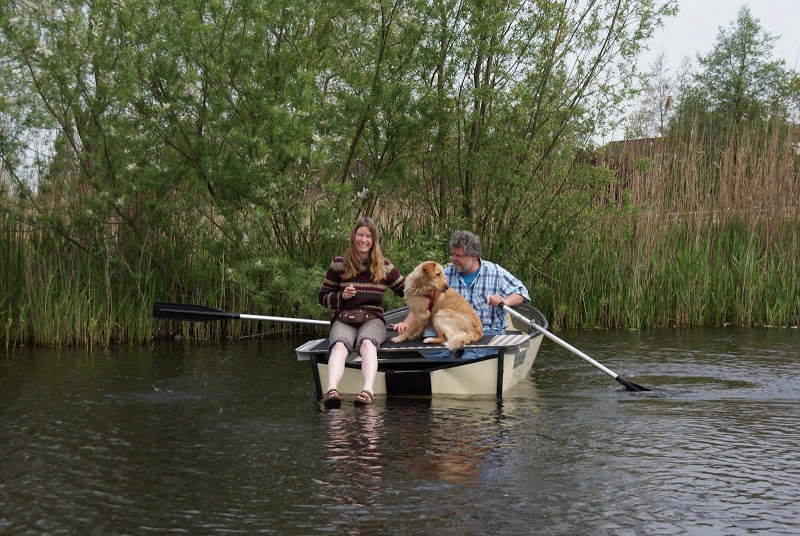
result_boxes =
[408,263,426,291]
[426,262,443,279]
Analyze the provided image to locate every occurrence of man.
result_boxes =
[427,230,530,358]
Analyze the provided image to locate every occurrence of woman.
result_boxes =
[318,217,413,407]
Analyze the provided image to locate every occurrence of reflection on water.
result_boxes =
[316,406,385,502]
[397,400,495,485]
[2,328,800,535]
[310,388,544,534]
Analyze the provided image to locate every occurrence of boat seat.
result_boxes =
[379,333,532,351]
[297,333,532,356]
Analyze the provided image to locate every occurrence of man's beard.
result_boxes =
[454,260,473,273]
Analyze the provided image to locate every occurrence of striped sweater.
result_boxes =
[318,257,405,323]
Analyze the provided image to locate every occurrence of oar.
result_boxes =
[503,305,650,392]
[152,302,331,326]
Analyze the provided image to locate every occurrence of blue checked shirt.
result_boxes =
[444,259,530,332]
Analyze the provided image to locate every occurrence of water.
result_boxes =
[2,327,799,535]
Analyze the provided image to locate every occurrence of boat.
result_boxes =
[153,301,648,394]
[295,303,548,399]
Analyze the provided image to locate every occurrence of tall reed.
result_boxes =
[1,117,797,346]
[542,118,799,329]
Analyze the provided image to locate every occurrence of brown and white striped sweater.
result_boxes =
[318,257,405,323]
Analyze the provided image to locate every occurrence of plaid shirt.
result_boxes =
[444,259,530,332]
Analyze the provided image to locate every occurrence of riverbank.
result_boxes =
[1,210,797,348]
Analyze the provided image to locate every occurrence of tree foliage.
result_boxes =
[626,6,797,143]
[694,6,792,122]
[0,0,677,334]
[624,51,674,138]
[661,4,795,141]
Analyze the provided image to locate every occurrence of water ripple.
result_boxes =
[3,333,800,535]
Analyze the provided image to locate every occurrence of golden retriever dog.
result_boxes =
[391,261,483,350]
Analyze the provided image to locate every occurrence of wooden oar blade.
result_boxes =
[152,302,239,322]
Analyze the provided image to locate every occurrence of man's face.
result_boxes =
[450,246,477,274]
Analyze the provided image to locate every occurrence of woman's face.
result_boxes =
[354,226,373,259]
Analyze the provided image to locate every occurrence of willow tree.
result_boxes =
[1,0,679,343]
[663,5,796,213]
[389,0,678,266]
[625,51,675,138]
[695,6,792,122]
[668,6,794,147]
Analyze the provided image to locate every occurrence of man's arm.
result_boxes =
[487,292,525,308]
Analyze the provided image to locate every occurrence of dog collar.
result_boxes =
[428,288,445,311]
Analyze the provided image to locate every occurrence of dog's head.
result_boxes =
[412,260,449,293]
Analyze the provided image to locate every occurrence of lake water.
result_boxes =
[2,327,799,535]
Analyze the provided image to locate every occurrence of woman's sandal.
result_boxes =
[323,388,342,408]
[353,390,374,406]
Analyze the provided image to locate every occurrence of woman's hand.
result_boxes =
[342,284,356,300]
[392,321,408,334]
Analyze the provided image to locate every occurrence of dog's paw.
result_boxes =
[443,336,468,350]
[390,335,402,343]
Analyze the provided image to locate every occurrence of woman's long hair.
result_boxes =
[342,217,387,282]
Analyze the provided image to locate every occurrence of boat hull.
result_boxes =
[296,304,548,399]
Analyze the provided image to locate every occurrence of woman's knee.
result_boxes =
[330,341,349,354]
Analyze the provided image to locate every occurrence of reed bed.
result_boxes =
[544,217,799,330]
[1,119,797,347]
[542,118,799,329]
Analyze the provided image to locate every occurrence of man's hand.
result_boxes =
[488,293,524,307]
[487,294,506,307]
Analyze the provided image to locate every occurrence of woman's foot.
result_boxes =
[353,390,374,406]
[323,388,342,408]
